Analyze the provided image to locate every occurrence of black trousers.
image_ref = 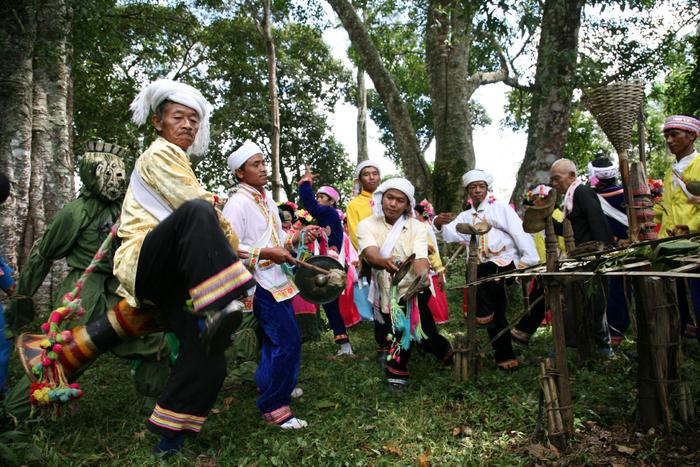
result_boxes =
[515,277,546,336]
[381,290,452,381]
[476,262,516,363]
[563,277,610,348]
[136,200,255,437]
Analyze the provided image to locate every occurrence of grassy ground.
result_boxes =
[2,281,700,466]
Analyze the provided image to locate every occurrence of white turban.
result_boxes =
[587,159,619,181]
[354,160,381,179]
[130,79,212,156]
[228,141,263,173]
[462,169,493,189]
[372,177,416,218]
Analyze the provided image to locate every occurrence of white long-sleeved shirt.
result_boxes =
[223,183,298,302]
[435,199,539,267]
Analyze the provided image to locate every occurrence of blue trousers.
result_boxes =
[322,298,349,344]
[254,287,301,415]
[678,279,700,342]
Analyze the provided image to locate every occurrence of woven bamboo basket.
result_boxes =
[581,81,644,153]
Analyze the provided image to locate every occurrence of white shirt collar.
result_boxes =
[673,149,698,174]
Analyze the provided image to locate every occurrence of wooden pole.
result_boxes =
[634,276,680,432]
[466,235,479,380]
[544,217,573,441]
[618,148,640,243]
[638,109,647,170]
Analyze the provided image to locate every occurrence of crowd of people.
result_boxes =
[0,79,698,456]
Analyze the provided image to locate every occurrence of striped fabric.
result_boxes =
[663,115,700,134]
[148,404,206,433]
[189,260,253,311]
[333,333,349,342]
[262,405,293,425]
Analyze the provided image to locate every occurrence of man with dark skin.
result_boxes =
[357,178,452,390]
[654,115,700,343]
[347,161,381,250]
[434,169,538,370]
[225,141,321,429]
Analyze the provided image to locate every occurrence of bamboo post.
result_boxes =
[466,235,479,380]
[638,110,647,170]
[630,162,658,241]
[634,276,680,432]
[544,217,573,440]
[618,148,640,243]
[562,219,576,256]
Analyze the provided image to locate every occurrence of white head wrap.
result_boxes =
[227,141,263,173]
[130,79,212,156]
[587,159,619,180]
[354,160,381,179]
[462,169,493,189]
[372,177,416,218]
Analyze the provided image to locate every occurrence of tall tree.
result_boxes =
[328,0,432,195]
[511,0,584,205]
[356,66,368,162]
[0,0,36,267]
[426,0,512,210]
[0,0,74,268]
[258,0,282,200]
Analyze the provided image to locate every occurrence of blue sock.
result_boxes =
[197,317,206,333]
[156,433,185,454]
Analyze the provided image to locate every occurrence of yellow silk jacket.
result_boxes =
[654,152,700,238]
[346,190,373,250]
[113,137,239,306]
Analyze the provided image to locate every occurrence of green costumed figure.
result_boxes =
[4,141,173,420]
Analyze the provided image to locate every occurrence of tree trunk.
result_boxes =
[511,0,585,206]
[426,0,474,212]
[426,0,510,212]
[0,1,35,268]
[37,0,74,221]
[261,0,281,201]
[356,65,368,163]
[328,0,431,196]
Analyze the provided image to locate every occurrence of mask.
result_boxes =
[80,142,129,202]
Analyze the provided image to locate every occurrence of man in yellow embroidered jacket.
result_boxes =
[655,115,700,237]
[654,115,700,343]
[114,79,256,455]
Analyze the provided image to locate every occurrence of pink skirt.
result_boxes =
[338,271,361,328]
[428,275,449,324]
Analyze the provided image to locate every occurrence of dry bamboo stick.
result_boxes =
[545,359,564,433]
[539,362,558,435]
[453,350,462,381]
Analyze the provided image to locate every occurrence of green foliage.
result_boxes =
[357,0,509,165]
[662,30,700,117]
[71,0,353,198]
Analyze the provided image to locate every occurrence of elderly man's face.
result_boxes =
[467,181,488,206]
[550,166,575,194]
[382,188,409,224]
[664,128,697,157]
[151,102,200,151]
[359,166,380,193]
